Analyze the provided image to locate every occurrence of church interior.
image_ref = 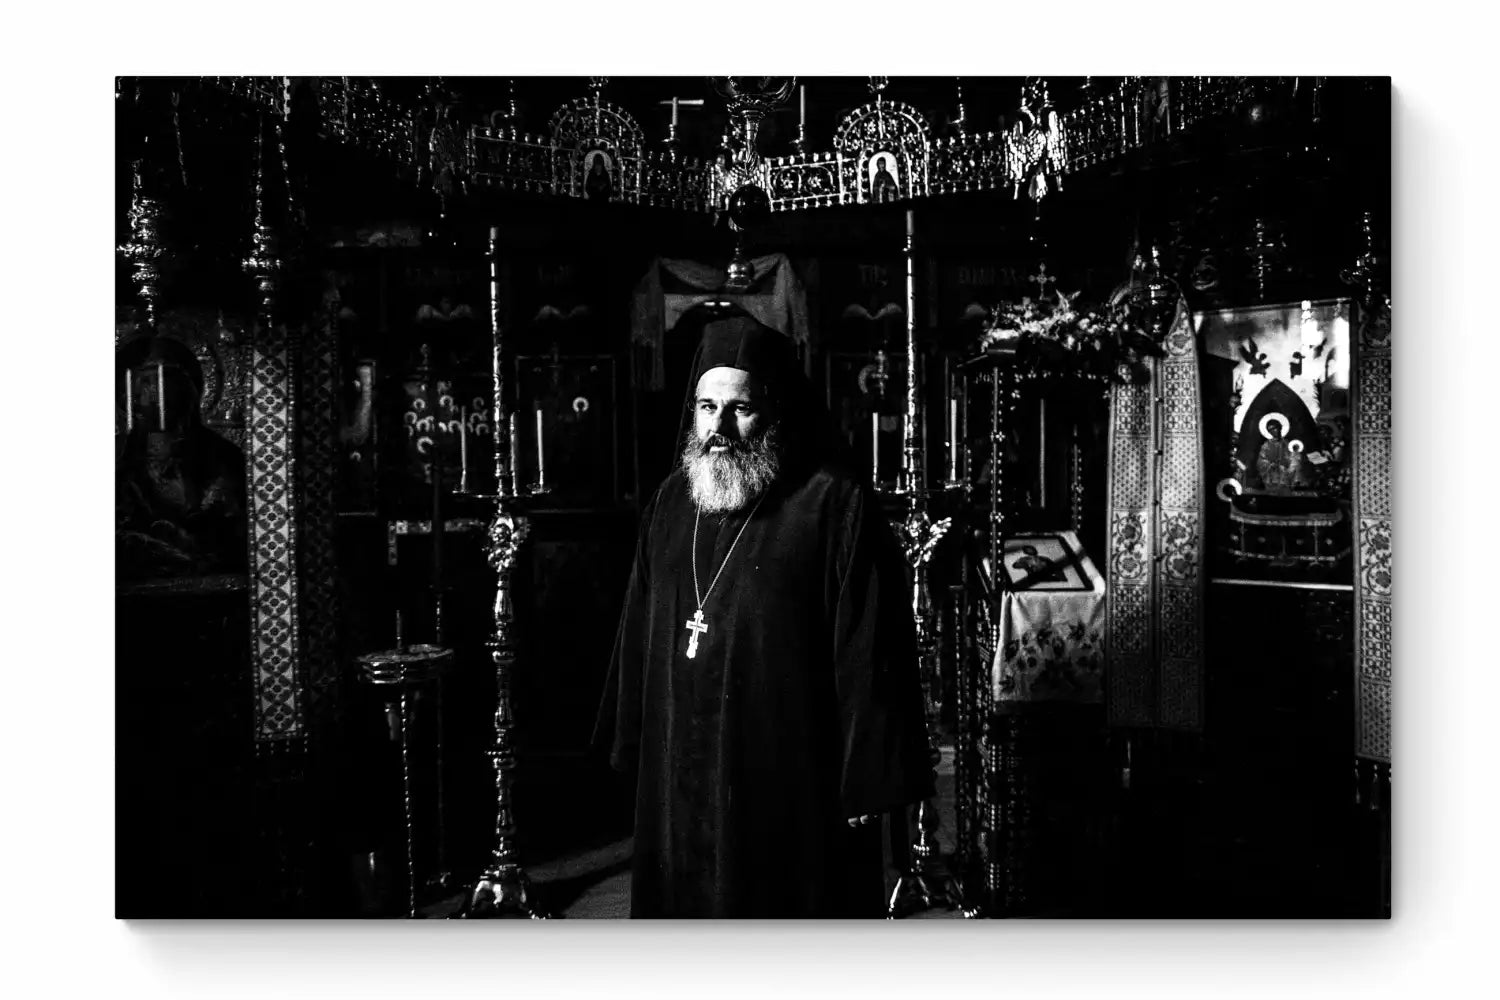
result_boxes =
[114,75,1391,919]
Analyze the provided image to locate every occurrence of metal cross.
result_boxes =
[1030,262,1056,299]
[685,609,708,659]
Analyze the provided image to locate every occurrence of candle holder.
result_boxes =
[453,465,553,920]
[792,84,808,156]
[882,488,965,919]
[879,208,966,917]
[357,639,454,918]
[942,385,967,493]
[455,225,554,919]
[455,489,550,919]
[658,96,703,162]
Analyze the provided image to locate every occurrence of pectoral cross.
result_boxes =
[684,609,708,659]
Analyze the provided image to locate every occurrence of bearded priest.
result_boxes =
[594,310,933,918]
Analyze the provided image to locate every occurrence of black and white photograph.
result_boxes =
[109,72,1394,922]
[9,9,1492,995]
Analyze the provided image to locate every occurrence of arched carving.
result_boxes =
[548,84,646,158]
[832,95,933,203]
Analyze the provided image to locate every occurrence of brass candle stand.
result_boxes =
[456,494,548,919]
[356,637,454,918]
[455,226,554,919]
[884,487,965,919]
[882,209,967,918]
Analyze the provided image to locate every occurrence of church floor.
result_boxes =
[416,739,1388,920]
[421,748,966,920]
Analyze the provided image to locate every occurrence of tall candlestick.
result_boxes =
[872,411,880,487]
[534,407,546,491]
[459,407,469,491]
[124,368,134,434]
[156,362,166,431]
[460,222,549,921]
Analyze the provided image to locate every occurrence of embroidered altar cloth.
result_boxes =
[989,532,1106,705]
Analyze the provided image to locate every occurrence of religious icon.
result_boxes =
[1251,412,1305,492]
[343,361,375,453]
[998,535,1091,592]
[855,349,895,403]
[1012,544,1066,584]
[116,336,248,579]
[1200,300,1355,581]
[583,149,613,201]
[867,151,900,204]
[1191,251,1221,293]
[339,359,379,513]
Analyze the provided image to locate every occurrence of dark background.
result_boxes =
[114,76,1389,916]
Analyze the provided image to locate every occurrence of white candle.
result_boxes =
[125,368,134,433]
[535,407,546,488]
[899,416,908,486]
[157,362,166,431]
[1300,299,1319,351]
[509,412,522,495]
[671,96,679,130]
[949,397,959,480]
[459,407,469,487]
[1039,398,1048,508]
[799,85,806,128]
[871,412,880,486]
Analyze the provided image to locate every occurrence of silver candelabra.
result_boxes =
[882,209,966,918]
[457,225,553,919]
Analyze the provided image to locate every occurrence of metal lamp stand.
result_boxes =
[456,225,554,919]
[884,490,965,918]
[882,209,967,918]
[356,638,454,918]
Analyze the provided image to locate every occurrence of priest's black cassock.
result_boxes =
[595,313,933,918]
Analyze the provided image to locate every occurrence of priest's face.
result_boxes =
[682,366,783,513]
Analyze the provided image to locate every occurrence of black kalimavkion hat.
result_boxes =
[689,313,802,396]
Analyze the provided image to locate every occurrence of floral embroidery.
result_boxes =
[998,623,1105,703]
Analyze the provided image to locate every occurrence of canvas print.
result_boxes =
[115,75,1390,921]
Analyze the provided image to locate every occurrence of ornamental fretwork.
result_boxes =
[201,76,1308,217]
[830,84,933,204]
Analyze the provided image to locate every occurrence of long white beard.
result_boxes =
[681,424,783,514]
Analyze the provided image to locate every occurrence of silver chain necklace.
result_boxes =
[684,494,767,660]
